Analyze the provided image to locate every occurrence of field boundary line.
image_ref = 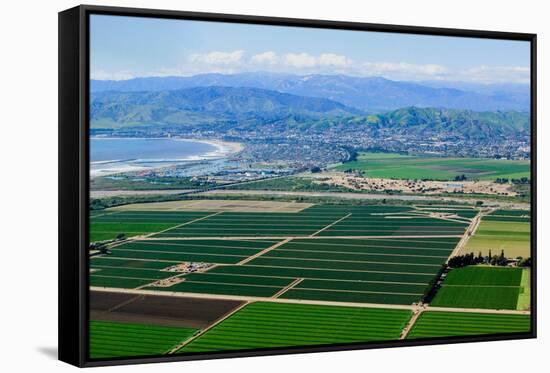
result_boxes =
[276,248,448,258]
[293,287,422,296]
[90,211,119,219]
[148,211,223,237]
[89,286,533,314]
[446,208,489,262]
[111,247,249,258]
[91,274,159,281]
[202,271,429,285]
[140,234,463,241]
[400,307,424,339]
[106,294,143,313]
[236,238,292,265]
[167,301,250,354]
[309,213,352,237]
[90,287,419,310]
[441,285,522,288]
[272,278,304,298]
[425,305,530,315]
[258,255,442,267]
[244,263,435,276]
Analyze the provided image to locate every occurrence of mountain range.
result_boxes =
[90,86,362,128]
[91,72,530,112]
[90,86,529,140]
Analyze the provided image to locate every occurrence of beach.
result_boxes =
[90,137,243,178]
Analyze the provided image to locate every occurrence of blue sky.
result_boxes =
[90,14,530,83]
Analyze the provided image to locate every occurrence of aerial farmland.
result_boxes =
[86,16,533,360]
[88,197,531,358]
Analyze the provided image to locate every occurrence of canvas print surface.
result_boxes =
[88,14,532,360]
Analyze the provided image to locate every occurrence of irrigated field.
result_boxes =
[335,152,530,181]
[90,239,279,289]
[178,302,412,353]
[148,205,468,238]
[134,236,460,304]
[406,311,531,339]
[90,320,196,358]
[90,203,468,305]
[462,209,530,258]
[90,211,210,241]
[430,266,525,310]
[89,198,532,357]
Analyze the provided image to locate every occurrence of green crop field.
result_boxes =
[89,204,465,302]
[430,266,526,310]
[90,211,209,242]
[335,152,530,181]
[149,205,467,238]
[178,302,411,353]
[517,269,531,311]
[88,198,532,356]
[407,311,531,339]
[140,236,460,304]
[463,211,530,258]
[90,320,196,358]
[90,203,467,304]
[89,239,278,289]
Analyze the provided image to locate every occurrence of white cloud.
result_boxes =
[318,53,353,67]
[456,65,530,84]
[282,52,351,69]
[91,69,136,80]
[283,53,318,68]
[189,50,244,66]
[92,50,530,84]
[357,61,448,79]
[251,51,278,65]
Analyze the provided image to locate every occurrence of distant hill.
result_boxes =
[90,86,362,128]
[91,86,529,140]
[91,72,530,112]
[362,107,530,139]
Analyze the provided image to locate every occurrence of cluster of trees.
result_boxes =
[448,250,531,268]
[448,252,487,268]
[495,177,530,184]
[453,174,468,181]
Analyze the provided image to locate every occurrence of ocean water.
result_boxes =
[90,138,217,163]
[90,137,224,178]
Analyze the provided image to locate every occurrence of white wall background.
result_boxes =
[0,0,546,371]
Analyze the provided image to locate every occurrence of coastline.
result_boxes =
[89,137,244,179]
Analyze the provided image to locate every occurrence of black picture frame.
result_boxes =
[58,4,537,367]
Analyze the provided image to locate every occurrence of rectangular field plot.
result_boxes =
[462,216,530,258]
[89,203,467,306]
[106,239,279,264]
[413,206,479,220]
[109,199,314,213]
[90,211,210,242]
[146,273,296,297]
[90,257,182,289]
[90,320,196,358]
[153,206,347,238]
[145,236,459,305]
[90,239,281,289]
[483,209,531,223]
[334,152,530,181]
[315,208,468,237]
[407,311,530,339]
[152,204,466,238]
[430,266,526,310]
[178,302,412,353]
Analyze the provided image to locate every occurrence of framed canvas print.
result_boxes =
[58,5,536,367]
